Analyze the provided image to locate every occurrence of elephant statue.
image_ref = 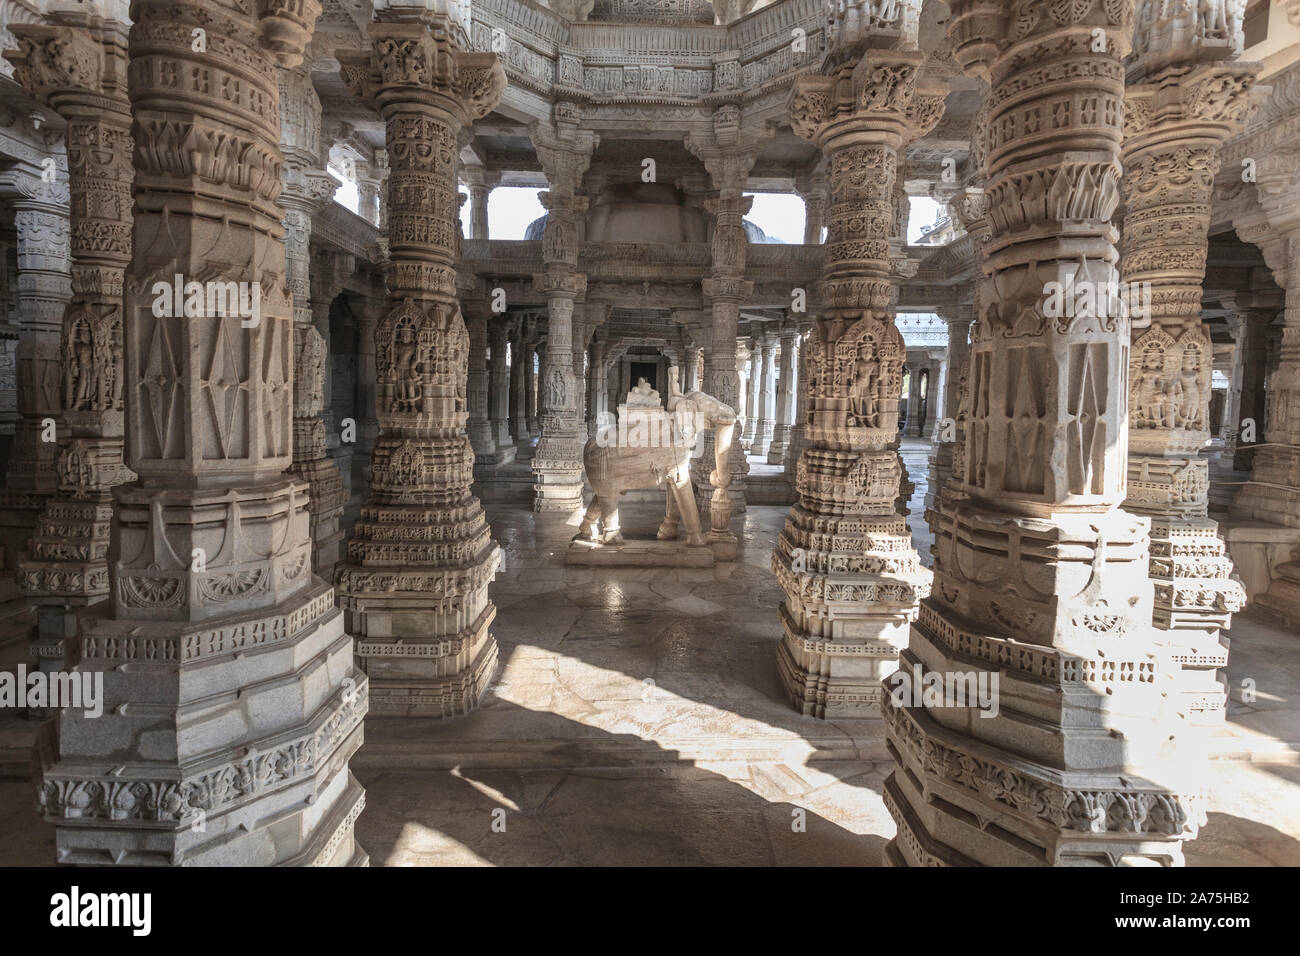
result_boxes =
[579,366,736,548]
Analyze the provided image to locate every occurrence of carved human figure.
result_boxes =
[1134,347,1173,428]
[1175,347,1205,430]
[1199,0,1226,37]
[65,319,94,410]
[392,323,420,412]
[849,341,879,427]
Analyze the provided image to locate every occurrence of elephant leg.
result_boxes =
[601,496,624,545]
[579,496,603,542]
[672,471,706,547]
[657,481,680,540]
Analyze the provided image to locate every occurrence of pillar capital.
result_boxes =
[788,50,946,154]
[340,21,504,123]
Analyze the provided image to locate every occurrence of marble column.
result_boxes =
[531,114,596,514]
[488,317,514,452]
[905,363,923,436]
[336,15,506,717]
[463,166,495,240]
[776,43,940,719]
[1123,18,1254,725]
[886,0,1211,866]
[753,339,776,457]
[1230,306,1274,472]
[509,321,527,440]
[690,125,763,529]
[571,309,589,432]
[684,345,702,392]
[925,304,973,527]
[6,17,133,676]
[742,346,760,445]
[785,322,812,478]
[768,332,797,463]
[354,302,380,473]
[524,341,539,435]
[36,0,367,865]
[465,299,495,458]
[0,187,71,576]
[797,166,827,245]
[281,66,346,577]
[922,359,941,436]
[356,156,386,228]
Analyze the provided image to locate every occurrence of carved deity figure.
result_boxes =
[628,376,660,406]
[1133,346,1174,429]
[1174,347,1205,431]
[849,341,880,427]
[1199,0,1227,36]
[65,319,95,411]
[392,323,421,412]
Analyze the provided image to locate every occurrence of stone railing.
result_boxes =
[313,200,382,261]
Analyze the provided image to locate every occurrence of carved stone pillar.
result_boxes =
[886,0,1211,867]
[587,331,606,436]
[524,341,539,435]
[922,358,941,436]
[462,165,495,240]
[6,18,133,676]
[509,320,527,440]
[690,123,763,529]
[0,188,70,574]
[281,66,345,577]
[488,317,515,454]
[776,41,941,719]
[465,300,494,457]
[742,346,760,444]
[682,345,701,391]
[905,363,924,436]
[531,112,596,514]
[336,15,506,717]
[354,302,380,471]
[752,339,776,457]
[355,152,387,228]
[34,0,368,865]
[785,322,812,478]
[925,304,972,529]
[1230,306,1273,471]
[733,344,752,487]
[571,307,589,431]
[1123,16,1254,725]
[797,166,827,245]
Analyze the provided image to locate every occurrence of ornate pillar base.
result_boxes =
[885,502,1207,867]
[532,460,585,513]
[37,578,368,866]
[350,590,499,718]
[924,440,954,519]
[1130,457,1246,727]
[337,439,504,719]
[772,451,931,719]
[766,424,792,464]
